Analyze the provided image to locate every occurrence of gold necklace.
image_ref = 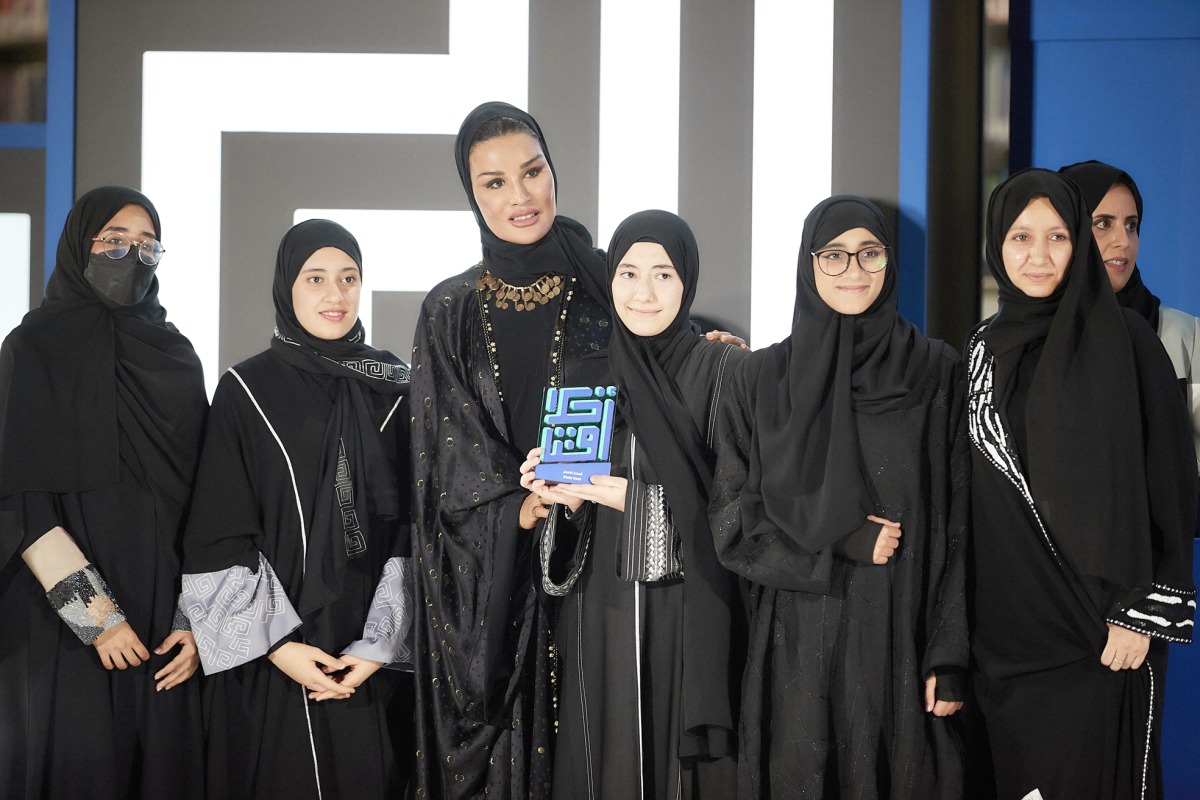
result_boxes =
[476,270,564,311]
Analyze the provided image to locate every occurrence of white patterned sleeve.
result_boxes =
[182,551,302,675]
[615,478,683,583]
[341,556,415,669]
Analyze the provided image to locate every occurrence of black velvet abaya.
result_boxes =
[0,186,208,800]
[410,102,611,799]
[710,197,969,799]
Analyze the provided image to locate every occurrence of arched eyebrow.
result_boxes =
[1093,212,1139,224]
[475,152,546,179]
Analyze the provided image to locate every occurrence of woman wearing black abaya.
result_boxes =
[1059,160,1200,478]
[0,186,207,799]
[966,169,1195,800]
[519,210,746,799]
[182,220,413,799]
[710,196,969,799]
[409,101,611,798]
[1060,158,1200,787]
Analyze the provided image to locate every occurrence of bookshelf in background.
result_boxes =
[0,0,48,123]
[0,0,72,288]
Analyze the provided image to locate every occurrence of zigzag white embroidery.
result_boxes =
[965,331,1062,566]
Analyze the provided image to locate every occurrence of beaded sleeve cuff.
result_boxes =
[46,564,127,644]
[171,594,192,633]
[1107,584,1196,644]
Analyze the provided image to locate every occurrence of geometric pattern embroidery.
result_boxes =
[336,438,366,556]
[182,552,302,675]
[345,556,415,667]
[642,483,683,582]
[274,329,411,384]
[338,357,411,384]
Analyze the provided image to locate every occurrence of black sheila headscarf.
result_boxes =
[606,210,736,754]
[454,101,607,301]
[0,186,206,514]
[268,219,408,616]
[742,196,934,556]
[1059,159,1160,329]
[982,168,1151,589]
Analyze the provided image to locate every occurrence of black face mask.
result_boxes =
[84,252,157,307]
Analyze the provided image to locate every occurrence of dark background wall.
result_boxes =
[71,0,911,380]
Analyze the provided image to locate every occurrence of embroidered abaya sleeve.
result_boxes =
[537,455,684,593]
[710,356,836,591]
[182,372,302,674]
[342,394,415,667]
[1104,314,1197,641]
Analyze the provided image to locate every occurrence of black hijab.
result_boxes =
[268,219,408,616]
[1059,159,1160,329]
[743,196,934,554]
[0,186,206,508]
[454,101,607,301]
[606,209,738,754]
[607,210,705,493]
[982,168,1150,589]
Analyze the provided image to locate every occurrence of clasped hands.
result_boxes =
[268,642,384,701]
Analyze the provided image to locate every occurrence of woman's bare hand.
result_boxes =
[867,515,902,564]
[1101,624,1150,672]
[555,475,628,512]
[152,629,199,691]
[267,642,354,700]
[93,621,151,670]
[924,672,963,717]
[519,447,585,516]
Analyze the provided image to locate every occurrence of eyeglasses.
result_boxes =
[91,234,166,266]
[810,245,888,276]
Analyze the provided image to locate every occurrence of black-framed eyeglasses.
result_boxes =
[91,235,166,266]
[810,245,889,276]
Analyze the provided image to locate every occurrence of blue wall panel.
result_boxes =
[43,0,75,282]
[1028,6,1200,796]
[1031,34,1200,317]
[898,0,930,332]
[1032,0,1200,41]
